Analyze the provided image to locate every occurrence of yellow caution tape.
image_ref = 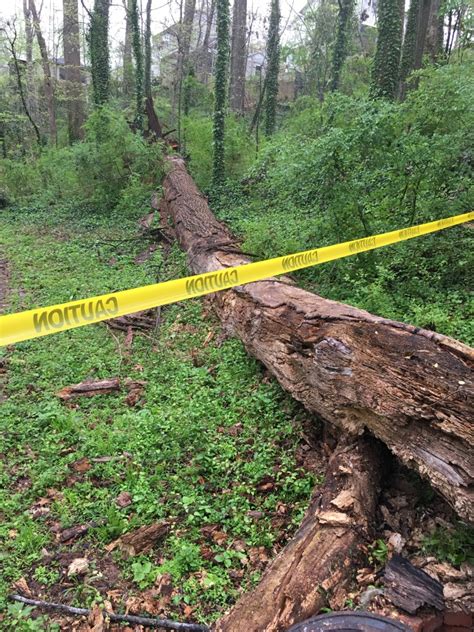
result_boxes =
[1,211,472,347]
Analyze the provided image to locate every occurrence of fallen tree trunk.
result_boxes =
[160,157,473,521]
[214,437,384,632]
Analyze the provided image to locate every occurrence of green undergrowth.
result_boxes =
[211,62,474,344]
[0,202,319,626]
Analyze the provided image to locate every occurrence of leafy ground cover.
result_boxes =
[0,201,322,629]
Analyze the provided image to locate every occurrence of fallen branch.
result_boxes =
[8,594,209,631]
[161,157,473,522]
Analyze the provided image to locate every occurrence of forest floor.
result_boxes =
[0,201,472,630]
[0,201,323,629]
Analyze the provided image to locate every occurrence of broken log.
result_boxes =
[383,554,444,614]
[160,157,474,522]
[214,437,384,632]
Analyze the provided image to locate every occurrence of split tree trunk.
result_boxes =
[214,437,384,631]
[160,157,474,522]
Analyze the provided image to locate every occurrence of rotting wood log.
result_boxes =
[383,554,444,614]
[214,437,384,632]
[160,157,474,522]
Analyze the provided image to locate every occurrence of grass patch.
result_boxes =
[0,202,320,625]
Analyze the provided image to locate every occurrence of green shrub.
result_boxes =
[0,107,164,212]
[221,61,474,343]
[184,113,256,191]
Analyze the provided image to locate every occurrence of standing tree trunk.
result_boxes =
[264,0,280,136]
[212,0,230,188]
[176,0,196,148]
[371,0,402,99]
[399,0,419,98]
[144,0,152,99]
[197,0,216,83]
[426,0,443,62]
[130,0,144,130]
[229,0,247,113]
[30,0,57,144]
[63,0,86,142]
[330,0,355,91]
[122,0,134,101]
[143,0,163,140]
[413,0,432,68]
[88,0,110,107]
[22,0,37,120]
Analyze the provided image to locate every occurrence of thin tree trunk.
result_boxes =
[161,157,474,523]
[198,0,215,83]
[63,0,85,142]
[130,0,144,129]
[264,0,280,135]
[30,0,57,144]
[144,0,153,98]
[123,0,134,100]
[2,22,42,146]
[23,0,37,119]
[229,0,247,113]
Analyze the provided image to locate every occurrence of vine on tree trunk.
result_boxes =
[88,0,110,107]
[371,0,402,99]
[330,0,355,91]
[212,0,230,189]
[131,0,144,130]
[264,0,280,136]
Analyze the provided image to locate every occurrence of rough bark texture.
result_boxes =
[63,0,85,142]
[161,157,474,522]
[229,0,247,112]
[122,0,134,100]
[214,437,384,631]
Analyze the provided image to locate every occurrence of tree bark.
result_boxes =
[160,157,474,523]
[229,0,247,113]
[89,0,110,107]
[197,0,215,83]
[426,0,442,61]
[122,0,134,100]
[30,0,57,144]
[214,436,384,631]
[23,0,37,120]
[413,0,431,69]
[63,0,85,142]
[144,0,153,99]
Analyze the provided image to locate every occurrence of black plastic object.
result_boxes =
[286,611,410,632]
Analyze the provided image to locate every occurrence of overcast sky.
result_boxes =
[0,0,309,63]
